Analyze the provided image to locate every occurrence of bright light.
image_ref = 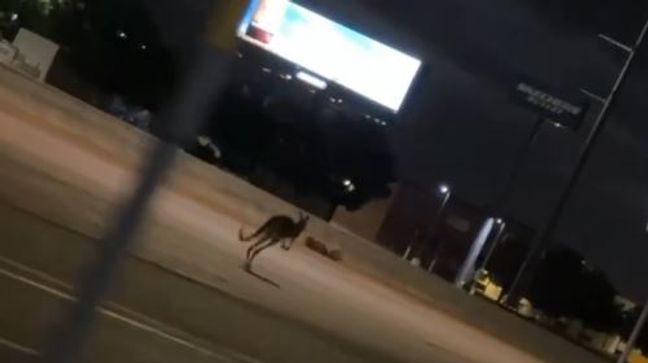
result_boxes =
[342,179,356,192]
[439,184,450,194]
[117,31,127,39]
[10,13,18,22]
[495,218,504,225]
[238,0,421,112]
[139,44,147,50]
[296,71,327,90]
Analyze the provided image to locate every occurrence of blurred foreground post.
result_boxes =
[41,1,250,362]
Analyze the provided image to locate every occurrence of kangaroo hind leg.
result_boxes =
[248,238,280,265]
[247,235,270,260]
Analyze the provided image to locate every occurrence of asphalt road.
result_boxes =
[0,65,605,363]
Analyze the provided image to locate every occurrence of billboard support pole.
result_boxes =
[493,115,544,214]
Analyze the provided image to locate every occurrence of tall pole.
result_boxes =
[506,18,648,304]
[404,185,450,261]
[618,303,648,363]
[427,188,452,272]
[493,117,545,214]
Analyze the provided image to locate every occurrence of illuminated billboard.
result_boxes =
[238,0,422,112]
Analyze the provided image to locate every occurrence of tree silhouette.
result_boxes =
[529,247,622,333]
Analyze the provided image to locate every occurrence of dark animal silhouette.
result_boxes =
[239,212,309,268]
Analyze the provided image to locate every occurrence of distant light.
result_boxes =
[262,67,272,74]
[495,218,504,225]
[296,71,327,90]
[552,122,565,129]
[342,179,356,192]
[280,73,293,80]
[117,31,127,39]
[139,44,147,50]
[439,184,450,194]
[10,13,18,22]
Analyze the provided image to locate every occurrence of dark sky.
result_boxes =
[148,0,648,299]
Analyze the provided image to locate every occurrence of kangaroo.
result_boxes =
[239,212,310,268]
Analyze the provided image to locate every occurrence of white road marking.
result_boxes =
[0,265,264,363]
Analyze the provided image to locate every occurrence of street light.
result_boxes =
[403,183,452,262]
[425,184,453,271]
[437,184,452,221]
[506,16,648,308]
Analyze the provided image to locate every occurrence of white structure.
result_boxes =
[0,39,17,64]
[12,28,59,81]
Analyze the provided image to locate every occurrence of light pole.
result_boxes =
[426,184,452,272]
[403,184,451,262]
[618,303,648,363]
[506,17,648,306]
[616,222,648,363]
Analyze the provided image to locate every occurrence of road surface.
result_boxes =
[0,65,606,363]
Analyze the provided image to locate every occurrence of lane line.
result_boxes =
[0,335,40,356]
[0,266,263,363]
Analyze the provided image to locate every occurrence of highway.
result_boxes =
[0,65,606,363]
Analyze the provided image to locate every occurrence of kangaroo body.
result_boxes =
[239,213,309,268]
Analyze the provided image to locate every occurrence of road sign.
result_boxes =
[513,81,589,130]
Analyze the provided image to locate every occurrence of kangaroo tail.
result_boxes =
[239,223,266,242]
[239,221,270,242]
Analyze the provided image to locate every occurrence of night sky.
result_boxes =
[140,0,648,299]
[300,0,648,300]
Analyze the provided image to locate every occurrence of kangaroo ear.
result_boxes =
[299,211,309,221]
